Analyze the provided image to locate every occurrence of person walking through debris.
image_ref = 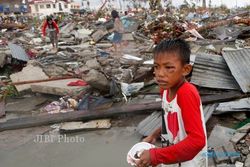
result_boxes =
[110,10,124,54]
[135,39,207,167]
[42,16,60,51]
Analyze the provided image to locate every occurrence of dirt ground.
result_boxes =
[0,112,241,167]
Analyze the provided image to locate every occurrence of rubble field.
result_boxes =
[0,5,250,167]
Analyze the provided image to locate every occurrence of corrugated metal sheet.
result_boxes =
[8,43,29,62]
[214,97,250,115]
[137,104,214,136]
[222,49,250,93]
[137,111,161,137]
[191,53,240,90]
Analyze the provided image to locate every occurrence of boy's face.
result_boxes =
[154,52,191,90]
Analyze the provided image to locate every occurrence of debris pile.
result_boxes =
[0,5,249,166]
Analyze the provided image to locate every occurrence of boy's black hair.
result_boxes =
[46,16,52,22]
[154,39,190,65]
[111,10,119,19]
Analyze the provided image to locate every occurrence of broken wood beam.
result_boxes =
[180,18,250,39]
[196,18,250,32]
[0,101,162,132]
[0,23,26,29]
[1,90,248,131]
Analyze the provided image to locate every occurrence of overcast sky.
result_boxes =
[73,0,250,9]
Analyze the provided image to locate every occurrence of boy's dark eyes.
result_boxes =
[165,66,175,69]
[153,66,175,70]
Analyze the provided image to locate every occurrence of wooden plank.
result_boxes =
[1,90,248,131]
[59,119,111,133]
[0,101,161,132]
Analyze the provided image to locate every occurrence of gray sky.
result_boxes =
[73,0,250,9]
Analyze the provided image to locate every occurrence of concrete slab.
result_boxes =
[10,64,49,92]
[208,125,236,148]
[230,132,247,144]
[30,79,89,96]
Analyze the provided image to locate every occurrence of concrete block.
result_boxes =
[83,69,109,92]
[10,64,49,92]
[231,132,247,144]
[86,59,101,70]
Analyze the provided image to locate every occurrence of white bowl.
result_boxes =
[127,142,156,166]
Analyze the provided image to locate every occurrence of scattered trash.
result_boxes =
[121,82,144,96]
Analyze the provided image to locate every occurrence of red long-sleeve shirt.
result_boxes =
[149,82,206,166]
[41,20,59,36]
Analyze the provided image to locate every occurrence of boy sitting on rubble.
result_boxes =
[42,16,60,51]
[135,39,207,167]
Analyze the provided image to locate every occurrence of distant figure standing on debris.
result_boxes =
[134,39,207,167]
[110,10,124,53]
[42,16,60,50]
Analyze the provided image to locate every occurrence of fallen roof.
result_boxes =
[214,97,250,115]
[222,48,250,93]
[191,53,240,90]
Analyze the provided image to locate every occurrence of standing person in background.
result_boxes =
[42,16,60,51]
[110,10,124,54]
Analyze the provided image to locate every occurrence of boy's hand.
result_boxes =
[135,150,151,167]
[142,135,157,144]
